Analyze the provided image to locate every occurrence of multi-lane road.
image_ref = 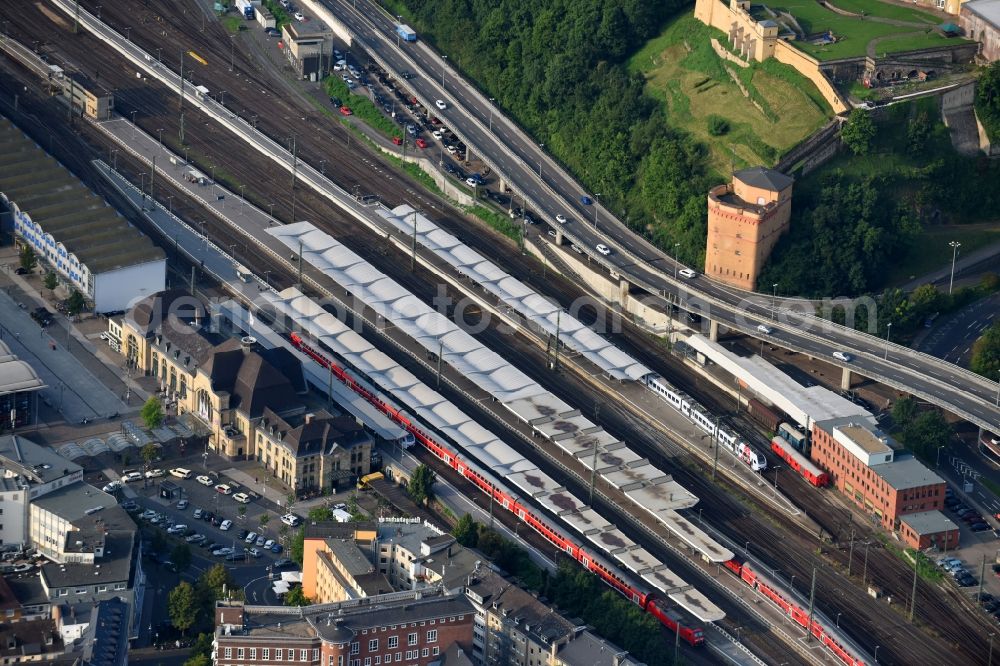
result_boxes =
[319,0,1000,433]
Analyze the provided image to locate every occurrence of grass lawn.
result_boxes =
[826,0,940,24]
[764,1,954,60]
[873,32,972,57]
[888,226,1000,286]
[630,16,829,174]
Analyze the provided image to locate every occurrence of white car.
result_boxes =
[294,11,304,21]
[678,268,697,279]
[465,177,479,187]
[595,244,611,256]
[264,539,276,549]
[176,499,189,510]
[102,481,121,493]
[232,492,251,504]
[435,99,448,110]
[220,520,233,531]
[120,471,143,483]
[167,524,188,535]
[215,484,233,495]
[833,351,853,362]
[245,532,258,544]
[281,513,301,527]
[145,469,165,479]
[193,508,204,519]
[185,533,205,544]
[446,145,458,154]
[247,547,262,558]
[213,547,234,557]
[432,130,443,140]
[256,536,267,547]
[333,60,347,71]
[196,475,214,486]
[757,324,773,335]
[555,214,568,224]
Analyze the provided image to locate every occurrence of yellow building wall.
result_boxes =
[772,41,849,114]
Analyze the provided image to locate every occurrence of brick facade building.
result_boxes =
[703,166,793,290]
[810,418,953,549]
[213,593,473,666]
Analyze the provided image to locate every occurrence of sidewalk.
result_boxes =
[900,238,1000,292]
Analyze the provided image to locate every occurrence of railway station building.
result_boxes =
[810,418,951,549]
[113,292,373,492]
[0,118,165,313]
[0,341,46,430]
[703,166,793,290]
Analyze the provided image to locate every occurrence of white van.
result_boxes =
[170,468,193,480]
[678,268,697,279]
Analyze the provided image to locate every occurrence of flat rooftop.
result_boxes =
[872,455,944,491]
[839,425,894,455]
[900,510,958,535]
[0,117,164,275]
[0,435,81,485]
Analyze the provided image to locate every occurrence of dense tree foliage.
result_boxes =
[285,586,312,606]
[892,396,952,460]
[168,582,198,635]
[141,396,165,429]
[397,0,711,266]
[452,513,479,547]
[18,246,36,272]
[971,321,1000,380]
[760,173,919,296]
[976,61,1000,141]
[841,109,876,155]
[408,464,436,505]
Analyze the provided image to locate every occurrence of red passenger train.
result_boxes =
[288,333,706,646]
[723,557,866,665]
[770,437,829,487]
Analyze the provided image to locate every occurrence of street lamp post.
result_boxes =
[836,612,842,628]
[320,159,326,175]
[240,185,246,215]
[771,283,778,320]
[874,645,881,663]
[166,196,174,217]
[130,110,137,138]
[948,241,961,294]
[673,243,681,280]
[138,173,147,210]
[594,193,601,229]
[884,322,892,360]
[488,97,495,131]
[441,55,447,88]
[157,127,164,151]
[936,445,945,468]
[125,26,131,41]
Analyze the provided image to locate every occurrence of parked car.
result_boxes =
[264,539,276,550]
[193,508,204,519]
[247,547,262,558]
[281,514,301,527]
[256,536,267,547]
[232,492,251,504]
[294,11,304,21]
[339,106,353,116]
[245,532,258,544]
[185,534,205,544]
[238,529,250,540]
[273,558,295,569]
[213,547,234,557]
[270,543,283,554]
[220,520,233,531]
[972,522,992,532]
[166,524,188,535]
[120,471,143,483]
[415,138,427,149]
[202,511,215,522]
[102,481,121,493]
[196,475,213,486]
[177,499,189,510]
[145,469,165,479]
[215,484,233,495]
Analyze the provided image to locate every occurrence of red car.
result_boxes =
[415,138,427,149]
[392,136,402,145]
[430,116,441,125]
[339,105,353,116]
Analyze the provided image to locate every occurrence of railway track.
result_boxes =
[2,2,993,662]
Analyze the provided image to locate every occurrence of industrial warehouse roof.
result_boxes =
[380,204,652,382]
[0,118,164,275]
[872,455,944,491]
[262,287,727,621]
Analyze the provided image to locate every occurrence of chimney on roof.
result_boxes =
[241,336,257,355]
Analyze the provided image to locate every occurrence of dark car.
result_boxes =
[971,522,992,532]
[211,516,223,527]
[958,574,977,587]
[238,529,250,540]
[329,96,342,107]
[270,543,283,554]
[202,511,214,522]
[400,70,414,80]
[273,558,295,569]
[14,267,29,275]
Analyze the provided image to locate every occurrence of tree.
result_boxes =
[168,581,198,635]
[258,512,270,532]
[278,524,290,544]
[407,465,436,506]
[707,115,729,136]
[892,396,918,428]
[43,271,57,294]
[18,245,36,272]
[141,443,158,466]
[66,288,85,316]
[171,544,192,572]
[452,513,479,547]
[907,110,931,154]
[976,60,1000,140]
[284,585,312,607]
[971,321,1000,381]
[184,655,211,666]
[141,396,165,429]
[199,563,237,602]
[902,411,952,459]
[290,527,305,565]
[841,109,876,155]
[307,506,333,522]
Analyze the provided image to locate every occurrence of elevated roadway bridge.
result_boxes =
[312,0,1000,434]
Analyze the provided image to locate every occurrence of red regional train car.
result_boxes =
[770,437,829,487]
[723,558,865,665]
[288,333,706,646]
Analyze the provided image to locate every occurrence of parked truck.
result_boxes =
[236,0,255,20]
[395,24,416,42]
